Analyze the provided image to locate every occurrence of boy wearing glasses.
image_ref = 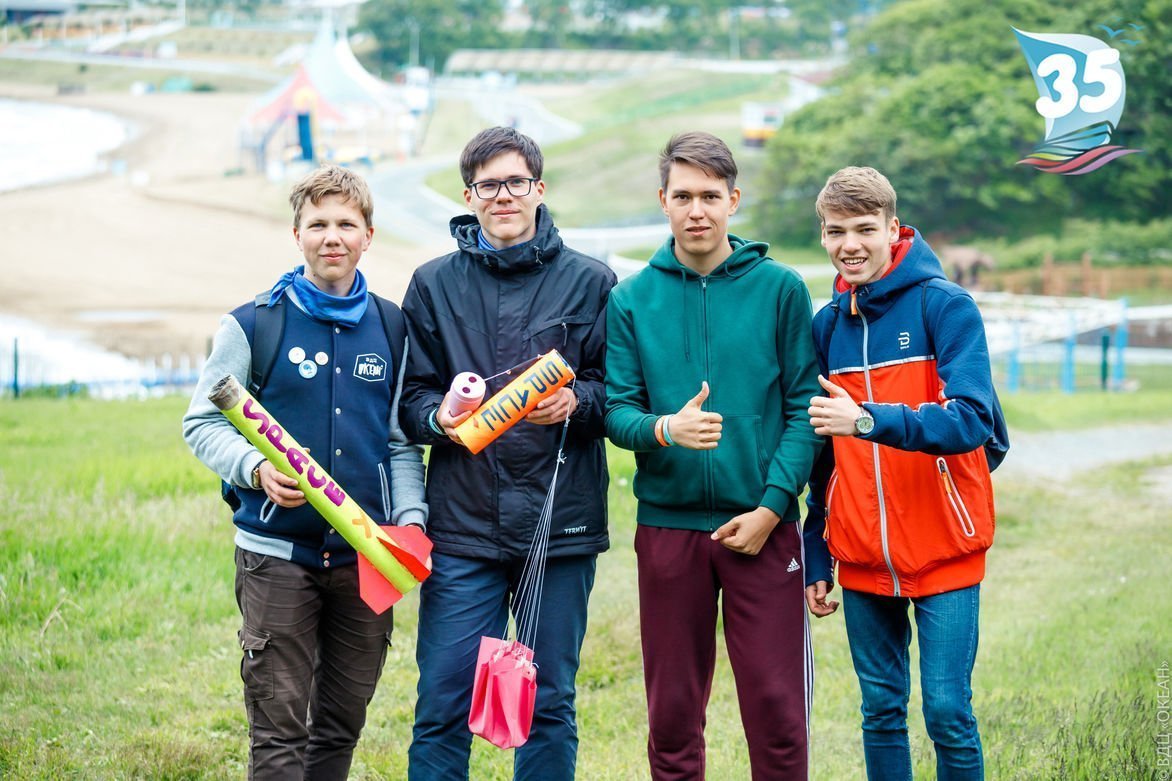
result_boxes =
[605,132,823,779]
[399,126,616,780]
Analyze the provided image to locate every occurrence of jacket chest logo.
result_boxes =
[898,331,911,350]
[353,354,387,382]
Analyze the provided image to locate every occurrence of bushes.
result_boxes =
[984,218,1172,269]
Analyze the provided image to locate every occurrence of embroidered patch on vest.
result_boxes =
[353,354,387,382]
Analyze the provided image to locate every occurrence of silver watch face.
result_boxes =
[855,412,875,435]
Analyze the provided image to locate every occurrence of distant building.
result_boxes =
[444,48,677,78]
[741,101,783,147]
[3,0,78,25]
[6,3,167,41]
[2,0,130,26]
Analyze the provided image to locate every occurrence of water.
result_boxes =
[0,314,203,398]
[0,98,132,193]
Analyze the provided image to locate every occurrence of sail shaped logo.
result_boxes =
[1013,28,1141,175]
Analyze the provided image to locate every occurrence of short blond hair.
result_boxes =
[816,166,897,223]
[289,164,374,228]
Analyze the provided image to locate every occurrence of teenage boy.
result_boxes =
[605,131,823,780]
[803,166,1009,780]
[183,164,427,779]
[399,126,616,781]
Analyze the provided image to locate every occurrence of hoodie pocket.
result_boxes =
[710,415,767,510]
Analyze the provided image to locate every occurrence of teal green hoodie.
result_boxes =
[605,235,823,531]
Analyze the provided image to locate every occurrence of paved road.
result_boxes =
[996,422,1172,482]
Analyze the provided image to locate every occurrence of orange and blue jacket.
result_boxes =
[803,227,1009,598]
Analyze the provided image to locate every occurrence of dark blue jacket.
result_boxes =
[400,205,616,560]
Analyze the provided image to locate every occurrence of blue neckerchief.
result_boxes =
[477,228,534,253]
[268,265,369,327]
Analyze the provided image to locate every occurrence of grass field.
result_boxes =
[0,58,271,93]
[1,391,1170,779]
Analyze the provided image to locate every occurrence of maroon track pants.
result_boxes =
[635,522,812,781]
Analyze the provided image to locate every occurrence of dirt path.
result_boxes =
[0,85,437,359]
[996,422,1172,482]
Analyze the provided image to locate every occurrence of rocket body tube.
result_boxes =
[454,350,575,455]
[207,374,432,614]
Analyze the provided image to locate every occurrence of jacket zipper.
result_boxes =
[823,471,839,541]
[936,457,976,537]
[377,462,391,523]
[701,276,715,529]
[860,308,901,596]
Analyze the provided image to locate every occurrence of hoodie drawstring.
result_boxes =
[679,267,691,361]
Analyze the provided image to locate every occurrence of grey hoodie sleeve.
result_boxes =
[387,336,428,529]
[182,314,265,488]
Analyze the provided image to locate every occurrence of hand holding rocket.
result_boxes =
[208,374,433,615]
[454,350,575,455]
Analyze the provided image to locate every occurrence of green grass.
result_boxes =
[0,59,270,92]
[425,70,791,228]
[998,363,1172,431]
[2,395,1171,778]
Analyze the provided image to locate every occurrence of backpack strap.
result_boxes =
[370,292,407,369]
[249,291,286,400]
[249,292,403,398]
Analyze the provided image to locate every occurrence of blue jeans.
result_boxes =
[843,585,983,781]
[408,551,596,781]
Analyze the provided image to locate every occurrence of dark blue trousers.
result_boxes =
[408,551,597,781]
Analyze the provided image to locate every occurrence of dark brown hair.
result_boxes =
[459,126,544,185]
[658,132,738,191]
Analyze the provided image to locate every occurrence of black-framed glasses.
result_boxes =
[468,177,538,199]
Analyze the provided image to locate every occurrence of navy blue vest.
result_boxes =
[230,300,397,568]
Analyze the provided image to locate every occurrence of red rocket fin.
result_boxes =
[357,552,402,615]
[380,525,434,582]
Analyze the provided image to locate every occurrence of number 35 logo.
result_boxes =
[1034,48,1122,119]
[1012,27,1141,175]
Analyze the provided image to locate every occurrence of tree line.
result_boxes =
[754,0,1170,247]
[357,0,883,73]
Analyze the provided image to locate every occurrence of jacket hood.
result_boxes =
[450,203,564,275]
[649,233,770,278]
[831,225,947,319]
[646,233,770,362]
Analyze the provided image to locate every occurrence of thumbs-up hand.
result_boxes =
[808,374,864,437]
[668,381,723,450]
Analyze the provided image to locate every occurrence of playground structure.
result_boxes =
[240,13,429,173]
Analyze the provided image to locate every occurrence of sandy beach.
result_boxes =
[0,83,451,360]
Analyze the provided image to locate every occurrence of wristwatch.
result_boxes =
[853,408,875,436]
[250,463,263,490]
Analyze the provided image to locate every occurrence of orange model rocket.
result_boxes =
[455,350,575,455]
